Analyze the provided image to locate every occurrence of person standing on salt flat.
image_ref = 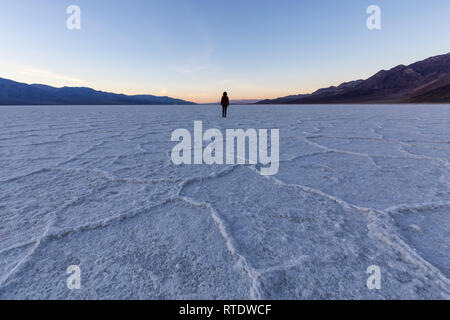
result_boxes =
[221,92,230,118]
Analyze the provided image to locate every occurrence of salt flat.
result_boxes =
[0,104,448,299]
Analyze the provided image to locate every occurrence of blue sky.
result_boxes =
[1,0,449,102]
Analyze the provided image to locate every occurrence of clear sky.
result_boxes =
[1,0,449,103]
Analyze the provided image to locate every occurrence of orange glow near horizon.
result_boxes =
[0,64,330,104]
[114,87,319,104]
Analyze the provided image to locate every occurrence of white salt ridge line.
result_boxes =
[398,142,450,189]
[303,136,379,166]
[2,125,446,296]
[255,254,310,278]
[281,151,331,163]
[366,210,450,296]
[57,141,108,166]
[0,212,55,287]
[0,154,236,275]
[305,135,450,169]
[178,165,361,299]
[0,167,122,185]
[247,165,372,213]
[0,240,37,256]
[0,198,175,289]
[249,165,450,295]
[176,165,239,192]
[45,199,175,241]
[178,195,262,300]
[57,128,97,139]
[0,165,183,186]
[177,165,263,299]
[0,195,176,257]
[399,142,450,168]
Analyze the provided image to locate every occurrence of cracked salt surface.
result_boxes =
[0,104,449,299]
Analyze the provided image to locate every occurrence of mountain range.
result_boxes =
[0,78,195,105]
[258,53,450,104]
[1,53,449,106]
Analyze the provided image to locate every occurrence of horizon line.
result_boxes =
[2,51,448,104]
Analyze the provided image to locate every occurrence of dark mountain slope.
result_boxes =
[0,78,195,105]
[258,53,450,104]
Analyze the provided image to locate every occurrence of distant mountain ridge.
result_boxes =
[258,53,450,104]
[0,78,196,105]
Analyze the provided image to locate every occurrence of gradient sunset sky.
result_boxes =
[1,0,449,103]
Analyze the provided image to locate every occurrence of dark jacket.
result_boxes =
[221,96,229,107]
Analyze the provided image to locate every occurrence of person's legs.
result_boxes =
[224,106,227,118]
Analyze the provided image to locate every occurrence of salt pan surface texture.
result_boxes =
[0,104,449,299]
